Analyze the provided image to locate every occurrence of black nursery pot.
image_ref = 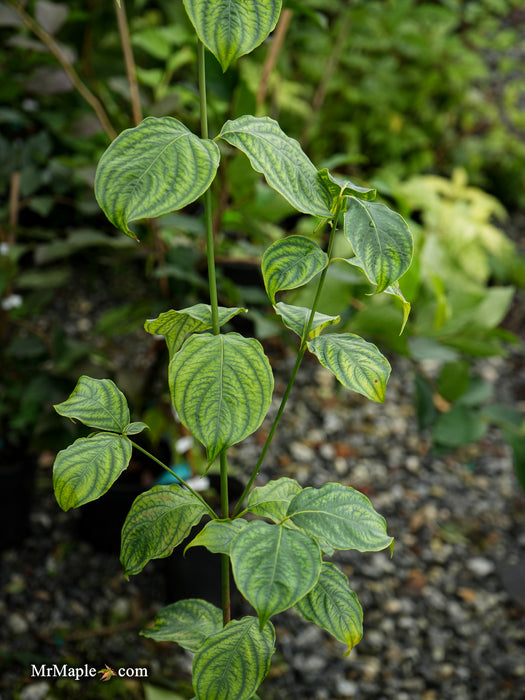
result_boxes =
[163,474,244,609]
[0,448,36,550]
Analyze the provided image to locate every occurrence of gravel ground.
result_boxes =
[2,217,524,700]
[1,339,524,700]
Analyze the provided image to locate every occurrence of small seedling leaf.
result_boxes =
[274,302,340,340]
[185,519,248,555]
[145,304,246,355]
[246,477,303,523]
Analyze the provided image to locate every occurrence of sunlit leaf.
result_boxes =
[193,617,275,700]
[120,486,209,577]
[95,117,219,238]
[54,376,130,433]
[218,116,332,217]
[295,562,363,655]
[287,482,393,552]
[231,520,321,628]
[53,433,131,511]
[183,0,282,71]
[307,333,391,403]
[170,333,274,463]
[343,198,413,293]
[140,599,222,652]
[261,235,329,304]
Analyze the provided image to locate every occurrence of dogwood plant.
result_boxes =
[52,1,413,698]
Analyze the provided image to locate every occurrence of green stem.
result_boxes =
[198,38,229,622]
[232,200,344,517]
[131,442,217,519]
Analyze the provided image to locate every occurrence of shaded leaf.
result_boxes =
[145,304,246,355]
[262,235,328,304]
[53,433,131,511]
[287,482,393,552]
[185,518,248,555]
[95,117,220,238]
[274,302,340,340]
[170,333,273,463]
[193,617,275,700]
[231,521,321,628]
[307,333,391,403]
[54,376,129,433]
[294,562,363,655]
[140,598,222,652]
[219,116,332,216]
[318,168,376,202]
[183,0,282,72]
[120,486,209,577]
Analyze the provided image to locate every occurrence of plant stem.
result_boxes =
[5,0,117,140]
[256,8,293,114]
[197,38,230,623]
[232,202,344,516]
[131,442,217,519]
[114,0,142,126]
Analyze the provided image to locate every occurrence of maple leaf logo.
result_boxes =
[98,664,116,681]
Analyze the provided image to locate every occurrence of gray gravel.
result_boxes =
[1,341,524,699]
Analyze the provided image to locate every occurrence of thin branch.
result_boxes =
[114,0,142,125]
[5,0,117,140]
[256,8,293,114]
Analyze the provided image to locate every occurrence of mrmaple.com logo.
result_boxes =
[31,663,148,681]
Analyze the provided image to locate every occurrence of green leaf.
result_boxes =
[286,482,393,552]
[307,333,391,403]
[230,521,322,628]
[54,376,130,432]
[120,486,209,577]
[261,235,329,304]
[218,116,332,217]
[432,405,487,448]
[384,281,411,334]
[274,302,340,340]
[246,477,302,523]
[193,616,275,700]
[53,433,131,511]
[343,198,413,294]
[183,0,282,72]
[294,562,363,655]
[145,304,246,355]
[318,168,376,202]
[140,599,222,652]
[124,421,149,435]
[95,117,220,238]
[185,518,248,555]
[170,333,274,463]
